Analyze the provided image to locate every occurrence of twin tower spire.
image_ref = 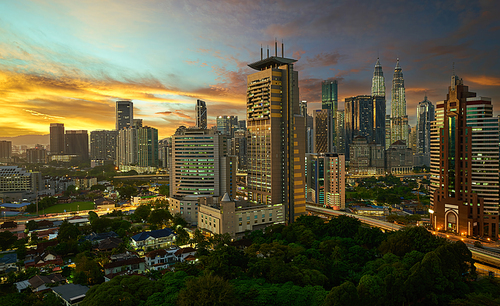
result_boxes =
[371,58,409,147]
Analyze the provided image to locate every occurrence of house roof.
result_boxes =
[29,274,66,289]
[131,228,176,242]
[0,253,17,264]
[174,247,196,256]
[145,249,167,258]
[52,284,89,302]
[1,221,17,229]
[84,231,118,242]
[103,257,145,269]
[184,255,196,261]
[98,237,122,251]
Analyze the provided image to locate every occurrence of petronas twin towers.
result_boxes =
[371,58,409,148]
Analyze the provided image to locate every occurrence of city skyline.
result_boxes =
[0,1,499,139]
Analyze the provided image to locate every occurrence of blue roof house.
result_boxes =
[131,228,176,251]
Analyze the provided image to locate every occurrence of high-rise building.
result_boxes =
[344,95,385,158]
[117,127,137,166]
[158,138,172,170]
[0,141,12,162]
[371,58,386,98]
[90,130,118,161]
[430,76,499,238]
[305,153,345,210]
[246,52,305,223]
[349,136,385,175]
[231,130,247,171]
[313,109,333,153]
[65,130,89,160]
[133,119,143,129]
[195,99,207,129]
[137,126,159,167]
[322,80,338,112]
[300,101,309,153]
[385,115,391,149]
[170,128,235,198]
[416,95,435,167]
[390,59,409,146]
[116,101,133,130]
[216,116,238,137]
[335,110,346,154]
[50,123,65,155]
[26,145,46,164]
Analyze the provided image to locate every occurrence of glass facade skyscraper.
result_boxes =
[390,59,409,146]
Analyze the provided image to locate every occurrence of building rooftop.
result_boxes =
[52,284,89,304]
[131,228,176,242]
[248,56,297,70]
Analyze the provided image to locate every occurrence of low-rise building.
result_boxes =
[94,198,115,210]
[29,274,66,292]
[131,228,176,251]
[169,195,201,225]
[52,284,89,306]
[145,247,179,271]
[103,253,146,276]
[198,194,284,238]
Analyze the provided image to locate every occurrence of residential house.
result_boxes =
[145,247,179,271]
[25,251,63,269]
[83,231,119,244]
[131,228,176,251]
[0,253,17,273]
[52,284,89,306]
[103,252,145,276]
[97,237,122,252]
[29,274,66,292]
[174,247,196,261]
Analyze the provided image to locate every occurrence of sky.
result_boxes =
[0,0,499,139]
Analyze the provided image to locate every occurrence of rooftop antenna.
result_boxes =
[261,44,263,60]
[282,40,284,58]
[452,62,455,76]
[275,38,277,57]
[267,45,269,58]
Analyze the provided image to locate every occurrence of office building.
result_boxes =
[137,126,159,167]
[430,76,499,238]
[322,80,338,112]
[26,145,46,164]
[216,115,238,137]
[0,166,43,201]
[0,141,12,162]
[158,138,172,170]
[390,59,409,146]
[371,58,386,98]
[385,140,413,174]
[416,95,435,167]
[300,101,309,153]
[238,120,246,131]
[116,101,133,130]
[117,127,137,166]
[349,136,385,175]
[170,128,234,198]
[198,194,284,238]
[335,110,346,154]
[133,119,143,129]
[231,130,247,170]
[344,95,385,158]
[195,99,207,129]
[65,130,89,161]
[313,109,333,153]
[246,50,306,223]
[305,153,345,210]
[385,115,391,149]
[50,123,65,155]
[90,130,118,162]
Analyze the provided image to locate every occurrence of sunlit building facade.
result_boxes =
[390,59,409,146]
[116,101,133,130]
[305,153,345,210]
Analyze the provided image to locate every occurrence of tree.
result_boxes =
[324,281,360,306]
[0,231,17,251]
[57,220,80,242]
[75,254,104,285]
[81,275,163,306]
[118,185,138,200]
[90,184,106,192]
[88,211,99,223]
[26,220,38,231]
[133,205,151,222]
[148,209,172,227]
[158,184,170,196]
[177,274,239,306]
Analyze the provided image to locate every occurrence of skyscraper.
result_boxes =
[116,101,133,130]
[247,51,305,223]
[371,58,386,98]
[322,80,338,111]
[137,126,159,167]
[195,99,207,129]
[416,95,435,167]
[65,130,89,160]
[313,109,333,153]
[335,110,346,154]
[90,130,118,161]
[344,95,384,158]
[216,115,238,137]
[50,123,65,154]
[117,127,137,166]
[430,76,499,238]
[305,153,345,210]
[390,59,409,146]
[0,141,12,162]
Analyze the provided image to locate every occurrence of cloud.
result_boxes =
[306,52,342,68]
[155,110,192,120]
[466,75,500,86]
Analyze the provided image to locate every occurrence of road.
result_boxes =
[306,204,500,269]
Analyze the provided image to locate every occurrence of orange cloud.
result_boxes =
[466,75,500,86]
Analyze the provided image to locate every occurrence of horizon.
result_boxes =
[1,0,499,139]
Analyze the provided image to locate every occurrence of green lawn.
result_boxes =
[39,201,94,214]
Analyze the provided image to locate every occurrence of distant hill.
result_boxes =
[0,134,49,147]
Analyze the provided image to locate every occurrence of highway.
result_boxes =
[306,204,500,270]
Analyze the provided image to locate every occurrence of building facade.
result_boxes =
[116,101,133,130]
[216,116,238,137]
[26,146,46,164]
[64,130,89,161]
[246,54,306,223]
[430,76,499,238]
[305,153,345,210]
[348,136,385,175]
[0,141,12,162]
[313,109,333,153]
[49,123,65,155]
[416,96,435,167]
[90,130,118,162]
[195,99,207,129]
[335,110,346,154]
[137,126,158,167]
[390,59,409,147]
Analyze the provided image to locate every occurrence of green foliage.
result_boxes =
[75,254,104,285]
[324,281,359,306]
[90,184,106,191]
[134,205,151,222]
[57,220,80,242]
[88,211,98,222]
[177,274,238,306]
[0,231,17,251]
[158,184,169,196]
[149,209,172,227]
[117,185,138,200]
[81,275,163,306]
